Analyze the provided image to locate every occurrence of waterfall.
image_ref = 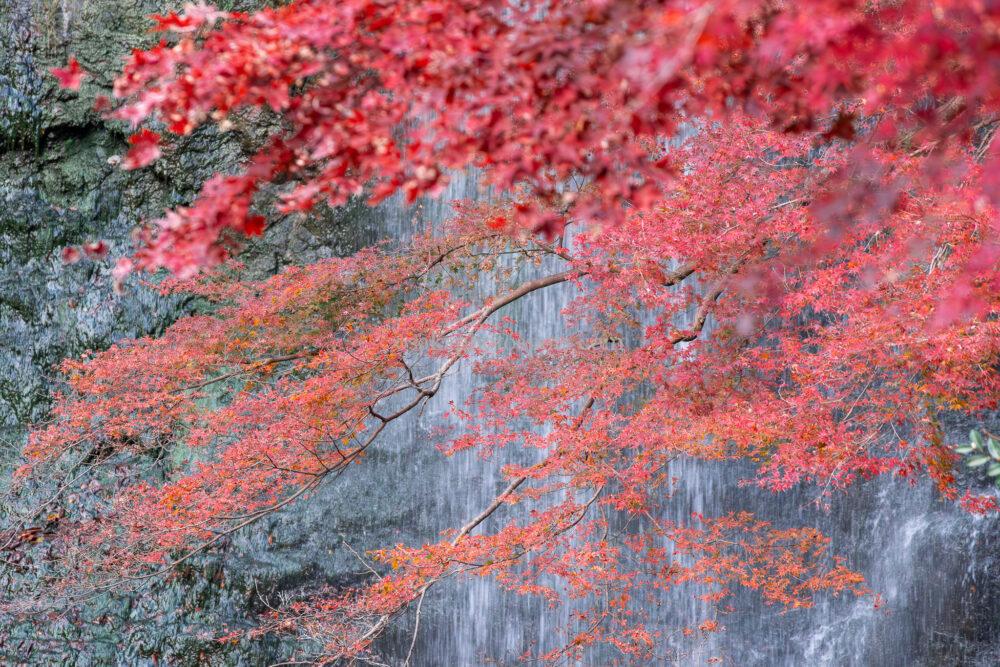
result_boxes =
[302,169,1000,666]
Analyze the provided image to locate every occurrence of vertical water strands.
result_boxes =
[341,180,1000,665]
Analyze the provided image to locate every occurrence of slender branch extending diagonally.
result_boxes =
[338,263,733,657]
[21,253,714,625]
[174,352,313,394]
[110,259,714,644]
[452,396,596,546]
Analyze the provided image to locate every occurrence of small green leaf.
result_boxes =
[955,446,975,454]
[988,438,1000,459]
[971,430,984,448]
[988,463,1000,477]
[967,455,991,467]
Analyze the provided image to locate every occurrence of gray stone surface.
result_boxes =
[0,2,377,663]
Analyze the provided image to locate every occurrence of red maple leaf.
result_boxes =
[83,241,109,259]
[50,57,86,91]
[122,129,162,170]
[150,11,199,32]
[59,246,82,264]
[242,215,266,236]
[151,2,227,32]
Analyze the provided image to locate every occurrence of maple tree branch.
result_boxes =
[340,396,602,657]
[76,266,591,593]
[341,537,383,581]
[445,269,578,334]
[173,352,312,394]
[269,258,717,658]
[453,396,597,545]
[452,476,528,546]
[14,241,710,624]
[402,586,426,667]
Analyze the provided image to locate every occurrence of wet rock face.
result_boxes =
[0,0,372,444]
[0,0,238,436]
[0,2,378,664]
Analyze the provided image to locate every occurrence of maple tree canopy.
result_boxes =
[9,0,1000,662]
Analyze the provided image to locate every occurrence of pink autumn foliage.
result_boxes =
[11,1,1000,663]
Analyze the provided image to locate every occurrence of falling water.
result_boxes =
[306,168,1000,666]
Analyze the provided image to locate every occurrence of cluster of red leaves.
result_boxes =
[20,215,500,567]
[255,511,865,663]
[16,115,998,656]
[52,0,1000,292]
[25,0,1000,662]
